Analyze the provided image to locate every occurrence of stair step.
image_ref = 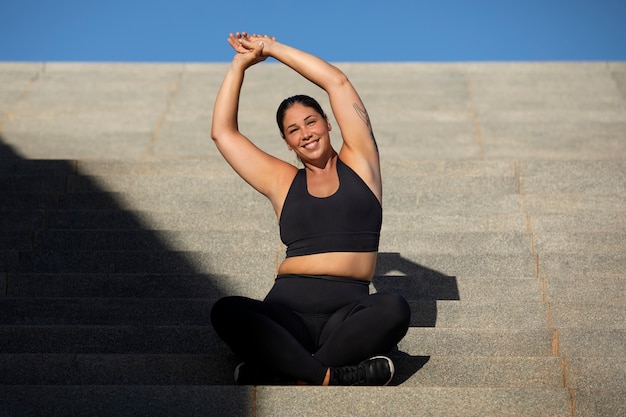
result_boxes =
[0,191,268,213]
[382,211,528,233]
[401,328,625,358]
[558,329,626,357]
[0,326,223,354]
[540,253,626,279]
[0,210,46,232]
[381,160,516,177]
[5,273,229,298]
[0,326,556,357]
[0,193,58,210]
[0,385,252,417]
[0,158,229,178]
[399,328,554,357]
[0,385,585,417]
[396,355,564,388]
[550,302,626,329]
[20,230,532,254]
[30,230,278,252]
[385,193,521,214]
[0,353,236,385]
[3,250,540,277]
[407,300,548,329]
[383,176,518,195]
[374,275,541,303]
[65,175,247,194]
[0,251,19,271]
[529,211,626,233]
[545,276,626,303]
[0,159,77,175]
[75,158,232,176]
[0,232,32,250]
[518,160,626,195]
[0,298,213,326]
[3,250,279,277]
[0,298,549,329]
[1,158,520,177]
[3,227,539,256]
[0,175,68,192]
[380,231,532,254]
[0,353,563,389]
[26,209,276,232]
[375,252,538,278]
[522,193,626,215]
[534,232,626,254]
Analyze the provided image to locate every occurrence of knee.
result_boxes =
[211,296,233,316]
[377,292,411,328]
[210,296,245,329]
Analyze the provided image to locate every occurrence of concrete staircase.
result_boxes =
[1,62,625,416]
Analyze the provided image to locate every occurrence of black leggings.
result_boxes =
[210,274,411,384]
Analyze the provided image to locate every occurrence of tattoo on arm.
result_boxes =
[353,102,378,150]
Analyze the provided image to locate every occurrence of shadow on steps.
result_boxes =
[1,135,457,390]
[0,133,247,414]
[375,252,459,385]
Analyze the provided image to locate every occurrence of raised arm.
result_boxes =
[241,33,382,198]
[211,34,297,210]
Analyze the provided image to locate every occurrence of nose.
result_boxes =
[300,127,312,141]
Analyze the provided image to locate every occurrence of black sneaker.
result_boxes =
[330,356,395,386]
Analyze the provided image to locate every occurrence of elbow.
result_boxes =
[211,123,238,144]
[338,72,350,87]
[332,69,351,89]
[211,112,238,143]
[210,126,220,142]
[210,122,231,143]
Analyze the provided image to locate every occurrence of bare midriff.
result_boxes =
[277,251,378,282]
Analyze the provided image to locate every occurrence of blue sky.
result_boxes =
[1,0,625,62]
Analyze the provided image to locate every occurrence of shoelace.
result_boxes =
[332,364,366,385]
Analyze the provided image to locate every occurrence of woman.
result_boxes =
[210,32,410,386]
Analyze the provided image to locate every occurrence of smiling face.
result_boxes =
[281,102,333,161]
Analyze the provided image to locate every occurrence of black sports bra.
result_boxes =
[279,158,382,258]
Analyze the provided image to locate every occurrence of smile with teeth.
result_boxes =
[302,139,319,150]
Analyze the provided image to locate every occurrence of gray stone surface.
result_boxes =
[254,386,572,417]
[398,328,554,357]
[1,61,625,416]
[574,388,626,417]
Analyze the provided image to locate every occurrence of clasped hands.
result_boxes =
[228,32,276,65]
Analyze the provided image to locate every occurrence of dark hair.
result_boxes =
[276,94,327,138]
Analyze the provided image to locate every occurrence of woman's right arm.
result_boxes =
[211,35,296,205]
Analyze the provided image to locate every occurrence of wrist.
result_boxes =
[230,58,250,73]
[258,38,281,58]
